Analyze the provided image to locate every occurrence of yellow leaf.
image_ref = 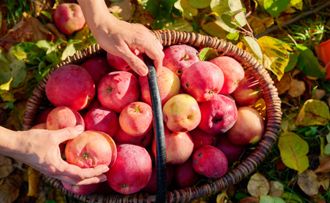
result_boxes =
[174,0,198,20]
[27,167,40,197]
[278,132,309,173]
[201,21,227,38]
[258,36,292,80]
[0,78,12,91]
[290,0,303,10]
[247,14,274,35]
[295,99,330,126]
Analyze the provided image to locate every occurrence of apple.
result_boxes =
[181,61,224,102]
[139,66,180,105]
[119,102,153,136]
[65,131,117,168]
[62,181,99,195]
[227,107,264,145]
[174,159,199,188]
[98,71,140,112]
[46,64,95,111]
[163,94,201,132]
[112,128,152,147]
[216,135,245,163]
[84,107,119,137]
[46,106,84,130]
[210,56,245,94]
[31,123,46,129]
[81,56,110,84]
[163,45,200,76]
[106,51,142,72]
[152,129,194,164]
[107,144,152,194]
[192,145,228,178]
[190,128,216,150]
[35,108,52,124]
[143,165,174,193]
[53,3,85,35]
[315,39,330,65]
[232,76,261,106]
[198,94,238,134]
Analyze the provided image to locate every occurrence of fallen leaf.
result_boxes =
[0,172,23,203]
[260,195,286,203]
[0,156,13,178]
[318,174,330,190]
[315,156,330,173]
[278,131,309,173]
[295,99,330,126]
[275,73,292,95]
[247,173,270,197]
[281,192,304,203]
[288,79,305,98]
[216,191,229,203]
[297,170,320,196]
[27,167,41,197]
[269,181,284,197]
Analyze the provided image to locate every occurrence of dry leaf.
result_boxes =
[27,167,41,197]
[275,73,292,95]
[315,156,330,174]
[0,172,23,203]
[269,181,284,197]
[247,173,270,197]
[288,79,305,97]
[295,99,330,126]
[318,175,330,190]
[312,89,326,100]
[297,170,320,196]
[216,191,229,203]
[0,156,13,178]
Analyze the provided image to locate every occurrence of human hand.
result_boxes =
[16,126,109,185]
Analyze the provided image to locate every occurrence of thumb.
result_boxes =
[54,125,84,143]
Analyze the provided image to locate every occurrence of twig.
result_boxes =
[256,1,330,38]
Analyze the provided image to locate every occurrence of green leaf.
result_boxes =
[188,0,211,9]
[226,32,240,41]
[199,47,219,61]
[263,0,290,17]
[258,36,292,80]
[278,131,309,173]
[260,196,286,203]
[296,44,325,79]
[163,18,194,32]
[174,0,198,20]
[61,44,76,61]
[242,36,263,60]
[285,51,299,72]
[295,99,330,126]
[326,133,330,143]
[324,144,330,156]
[201,20,227,38]
[9,60,26,88]
[281,192,304,203]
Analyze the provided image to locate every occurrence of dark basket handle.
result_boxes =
[144,55,167,202]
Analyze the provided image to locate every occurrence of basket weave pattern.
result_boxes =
[23,30,282,203]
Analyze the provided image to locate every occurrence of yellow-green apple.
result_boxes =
[181,61,224,102]
[65,131,117,168]
[81,56,110,84]
[163,94,201,132]
[198,94,237,134]
[46,106,84,130]
[163,45,200,76]
[119,102,153,136]
[152,129,194,164]
[84,107,119,137]
[53,3,85,35]
[227,107,264,145]
[139,66,180,105]
[107,144,152,194]
[46,64,95,111]
[232,76,261,106]
[98,71,140,112]
[192,145,228,178]
[210,56,245,94]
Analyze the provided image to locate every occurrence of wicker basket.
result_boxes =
[23,30,282,203]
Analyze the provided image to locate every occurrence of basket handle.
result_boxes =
[144,55,167,202]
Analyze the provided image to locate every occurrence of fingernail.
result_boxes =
[99,165,109,172]
[76,125,84,131]
[100,175,107,182]
[138,67,148,76]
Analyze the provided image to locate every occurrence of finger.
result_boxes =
[62,162,109,180]
[75,174,107,185]
[143,41,164,70]
[54,125,84,143]
[118,44,149,76]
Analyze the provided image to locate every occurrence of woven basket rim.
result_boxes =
[23,30,282,203]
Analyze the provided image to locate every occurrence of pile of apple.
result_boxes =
[33,44,265,195]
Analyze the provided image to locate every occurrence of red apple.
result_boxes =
[232,76,261,106]
[65,131,117,168]
[98,71,140,112]
[227,107,264,145]
[62,181,99,195]
[216,135,245,163]
[192,145,228,178]
[198,94,238,134]
[139,66,180,105]
[163,94,201,132]
[112,128,152,147]
[35,108,52,124]
[46,64,95,110]
[107,144,152,194]
[143,165,174,193]
[46,106,84,130]
[81,56,110,84]
[315,39,330,65]
[152,129,194,164]
[190,128,216,150]
[210,56,245,94]
[119,102,153,136]
[106,51,142,72]
[174,159,199,188]
[163,45,200,76]
[84,107,119,137]
[53,3,85,35]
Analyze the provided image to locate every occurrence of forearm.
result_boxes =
[0,126,24,158]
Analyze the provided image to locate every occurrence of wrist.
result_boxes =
[0,127,25,159]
